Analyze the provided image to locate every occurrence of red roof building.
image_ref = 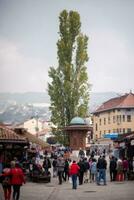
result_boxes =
[94,92,134,114]
[93,92,134,139]
[0,124,26,143]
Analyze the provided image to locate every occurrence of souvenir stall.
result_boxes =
[0,124,28,164]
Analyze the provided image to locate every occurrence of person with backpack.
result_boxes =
[90,159,97,183]
[83,158,90,183]
[63,159,69,181]
[77,158,86,185]
[97,155,107,185]
[56,157,65,185]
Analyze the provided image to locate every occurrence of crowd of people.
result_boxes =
[0,148,134,199]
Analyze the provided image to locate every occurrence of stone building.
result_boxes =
[93,92,134,139]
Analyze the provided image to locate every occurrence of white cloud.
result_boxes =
[0,38,49,92]
[88,30,134,92]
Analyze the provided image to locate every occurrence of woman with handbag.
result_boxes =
[1,163,12,200]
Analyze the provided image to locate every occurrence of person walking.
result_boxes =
[116,158,124,181]
[10,162,25,200]
[1,164,12,200]
[123,158,129,180]
[97,155,107,185]
[63,159,69,181]
[43,157,51,174]
[77,159,85,185]
[83,158,90,183]
[52,157,57,177]
[90,159,97,183]
[109,156,117,181]
[56,157,65,185]
[69,160,80,189]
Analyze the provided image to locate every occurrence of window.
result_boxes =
[104,118,106,125]
[116,115,119,124]
[104,130,106,134]
[108,130,110,133]
[123,115,125,122]
[117,115,121,124]
[95,123,98,131]
[99,119,101,126]
[127,115,131,122]
[119,115,121,123]
[113,116,115,123]
[127,128,131,133]
[126,108,131,112]
[108,116,110,124]
[100,131,101,138]
[123,128,125,133]
[113,129,115,133]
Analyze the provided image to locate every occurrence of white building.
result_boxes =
[23,118,43,135]
[22,118,55,142]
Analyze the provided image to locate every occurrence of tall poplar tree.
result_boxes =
[48,10,90,144]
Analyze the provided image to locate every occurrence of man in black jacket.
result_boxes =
[97,156,107,185]
[43,157,51,174]
[109,156,117,181]
[78,159,86,185]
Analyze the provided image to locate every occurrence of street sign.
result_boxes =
[103,133,118,139]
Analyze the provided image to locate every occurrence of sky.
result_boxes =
[0,0,134,93]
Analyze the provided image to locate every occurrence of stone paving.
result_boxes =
[20,177,134,200]
[0,175,134,200]
[0,155,133,200]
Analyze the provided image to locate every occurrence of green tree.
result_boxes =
[48,10,90,145]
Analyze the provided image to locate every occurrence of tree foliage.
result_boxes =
[48,10,90,144]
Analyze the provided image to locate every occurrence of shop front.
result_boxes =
[0,124,28,164]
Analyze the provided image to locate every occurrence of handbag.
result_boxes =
[2,176,10,186]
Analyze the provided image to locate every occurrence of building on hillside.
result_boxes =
[93,92,134,139]
[22,118,55,137]
[23,118,44,135]
[37,128,53,142]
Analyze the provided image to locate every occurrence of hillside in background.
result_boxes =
[0,92,119,124]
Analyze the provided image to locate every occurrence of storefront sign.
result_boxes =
[103,133,118,139]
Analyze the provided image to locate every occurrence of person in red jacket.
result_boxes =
[10,162,25,200]
[69,160,80,189]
